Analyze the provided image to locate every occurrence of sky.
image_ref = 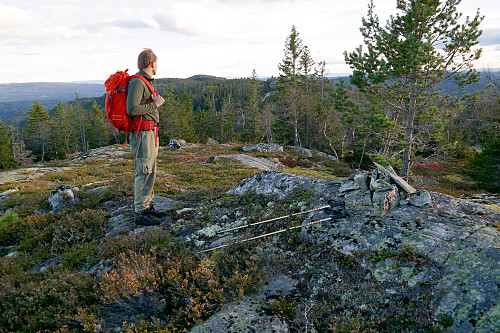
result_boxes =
[1,0,499,84]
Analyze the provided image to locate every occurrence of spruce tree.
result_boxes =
[178,90,196,142]
[276,25,304,146]
[345,0,483,178]
[240,69,262,143]
[24,100,50,162]
[49,101,71,159]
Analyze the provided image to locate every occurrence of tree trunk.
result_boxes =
[400,79,417,180]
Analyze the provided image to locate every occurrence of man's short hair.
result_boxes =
[137,49,157,70]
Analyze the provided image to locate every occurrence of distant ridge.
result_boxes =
[0,82,105,103]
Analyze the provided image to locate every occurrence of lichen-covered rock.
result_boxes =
[410,190,432,207]
[344,190,372,210]
[48,185,80,213]
[313,151,338,162]
[227,170,339,200]
[339,180,360,194]
[214,154,282,171]
[372,179,393,192]
[286,146,312,158]
[354,173,369,191]
[188,296,289,333]
[242,143,283,153]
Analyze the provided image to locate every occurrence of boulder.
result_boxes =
[48,185,80,213]
[166,139,187,150]
[242,143,283,153]
[344,190,372,210]
[339,180,360,195]
[409,190,432,207]
[286,146,312,158]
[354,173,369,191]
[372,179,393,192]
[227,171,339,201]
[314,151,339,162]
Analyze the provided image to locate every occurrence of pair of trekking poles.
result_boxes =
[198,200,347,254]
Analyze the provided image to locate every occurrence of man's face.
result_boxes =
[152,61,157,75]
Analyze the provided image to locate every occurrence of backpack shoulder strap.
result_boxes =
[129,74,156,97]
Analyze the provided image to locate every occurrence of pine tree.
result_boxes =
[345,0,483,178]
[24,100,50,162]
[0,120,16,170]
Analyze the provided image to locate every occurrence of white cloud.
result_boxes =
[0,0,499,83]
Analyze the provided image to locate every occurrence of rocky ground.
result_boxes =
[1,143,498,332]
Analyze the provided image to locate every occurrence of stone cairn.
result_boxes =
[339,162,432,216]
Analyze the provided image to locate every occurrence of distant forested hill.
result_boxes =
[0,71,497,125]
[0,82,105,123]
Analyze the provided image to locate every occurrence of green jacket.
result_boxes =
[126,70,159,123]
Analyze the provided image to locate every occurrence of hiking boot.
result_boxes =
[143,205,167,218]
[134,211,161,226]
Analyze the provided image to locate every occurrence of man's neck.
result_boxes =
[142,67,155,77]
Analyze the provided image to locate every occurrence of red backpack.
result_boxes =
[104,69,159,144]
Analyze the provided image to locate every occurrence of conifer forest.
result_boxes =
[1,0,499,191]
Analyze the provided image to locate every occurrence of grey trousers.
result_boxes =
[130,129,158,213]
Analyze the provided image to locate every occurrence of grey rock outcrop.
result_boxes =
[286,146,312,158]
[223,171,500,332]
[214,154,283,171]
[242,143,283,153]
[313,151,339,162]
[48,185,80,213]
[227,170,340,200]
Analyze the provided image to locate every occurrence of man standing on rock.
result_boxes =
[127,48,166,226]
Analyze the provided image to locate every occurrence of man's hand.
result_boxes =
[153,94,165,107]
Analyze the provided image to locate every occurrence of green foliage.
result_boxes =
[269,297,298,322]
[0,120,16,169]
[366,244,423,265]
[62,243,99,270]
[368,153,403,170]
[469,109,500,192]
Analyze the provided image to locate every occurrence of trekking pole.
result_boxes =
[219,201,343,234]
[198,211,347,254]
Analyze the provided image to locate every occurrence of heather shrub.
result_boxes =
[99,241,267,332]
[0,265,97,332]
[17,209,107,262]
